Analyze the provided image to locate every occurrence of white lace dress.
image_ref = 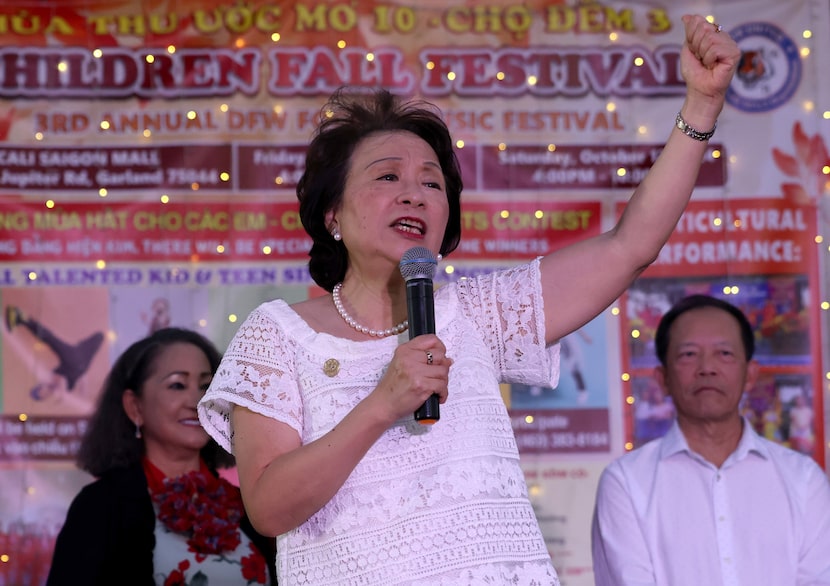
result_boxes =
[199,259,561,586]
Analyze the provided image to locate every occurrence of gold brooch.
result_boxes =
[323,358,340,377]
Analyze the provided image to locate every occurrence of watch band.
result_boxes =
[675,111,717,141]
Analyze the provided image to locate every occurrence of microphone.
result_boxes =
[399,246,439,425]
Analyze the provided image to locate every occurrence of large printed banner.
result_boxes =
[1,1,829,584]
[0,199,599,265]
[0,141,727,193]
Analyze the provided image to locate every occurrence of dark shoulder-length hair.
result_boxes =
[297,86,463,292]
[76,327,234,477]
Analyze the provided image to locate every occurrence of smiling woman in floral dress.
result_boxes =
[47,328,277,586]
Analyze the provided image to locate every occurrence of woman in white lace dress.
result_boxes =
[199,15,739,585]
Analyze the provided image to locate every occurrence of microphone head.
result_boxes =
[399,246,437,281]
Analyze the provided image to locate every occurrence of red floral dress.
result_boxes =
[142,459,268,586]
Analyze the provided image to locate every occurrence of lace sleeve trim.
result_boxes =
[198,302,303,453]
[453,258,559,387]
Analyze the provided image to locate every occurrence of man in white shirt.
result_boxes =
[591,294,830,585]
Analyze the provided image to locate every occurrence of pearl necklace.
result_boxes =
[332,283,408,338]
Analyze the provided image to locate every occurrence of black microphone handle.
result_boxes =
[405,278,439,424]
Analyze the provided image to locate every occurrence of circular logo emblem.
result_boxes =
[725,22,802,113]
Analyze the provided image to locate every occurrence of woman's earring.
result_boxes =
[436,253,443,262]
[134,422,142,439]
[332,228,341,241]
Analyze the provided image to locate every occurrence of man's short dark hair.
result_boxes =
[654,294,755,366]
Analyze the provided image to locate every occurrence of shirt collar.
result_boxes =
[659,417,770,464]
[728,417,771,462]
[658,420,689,459]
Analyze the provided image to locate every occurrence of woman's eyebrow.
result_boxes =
[364,157,441,171]
[364,156,401,170]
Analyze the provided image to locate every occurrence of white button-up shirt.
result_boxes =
[591,419,830,585]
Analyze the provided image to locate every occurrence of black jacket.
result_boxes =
[46,464,277,586]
